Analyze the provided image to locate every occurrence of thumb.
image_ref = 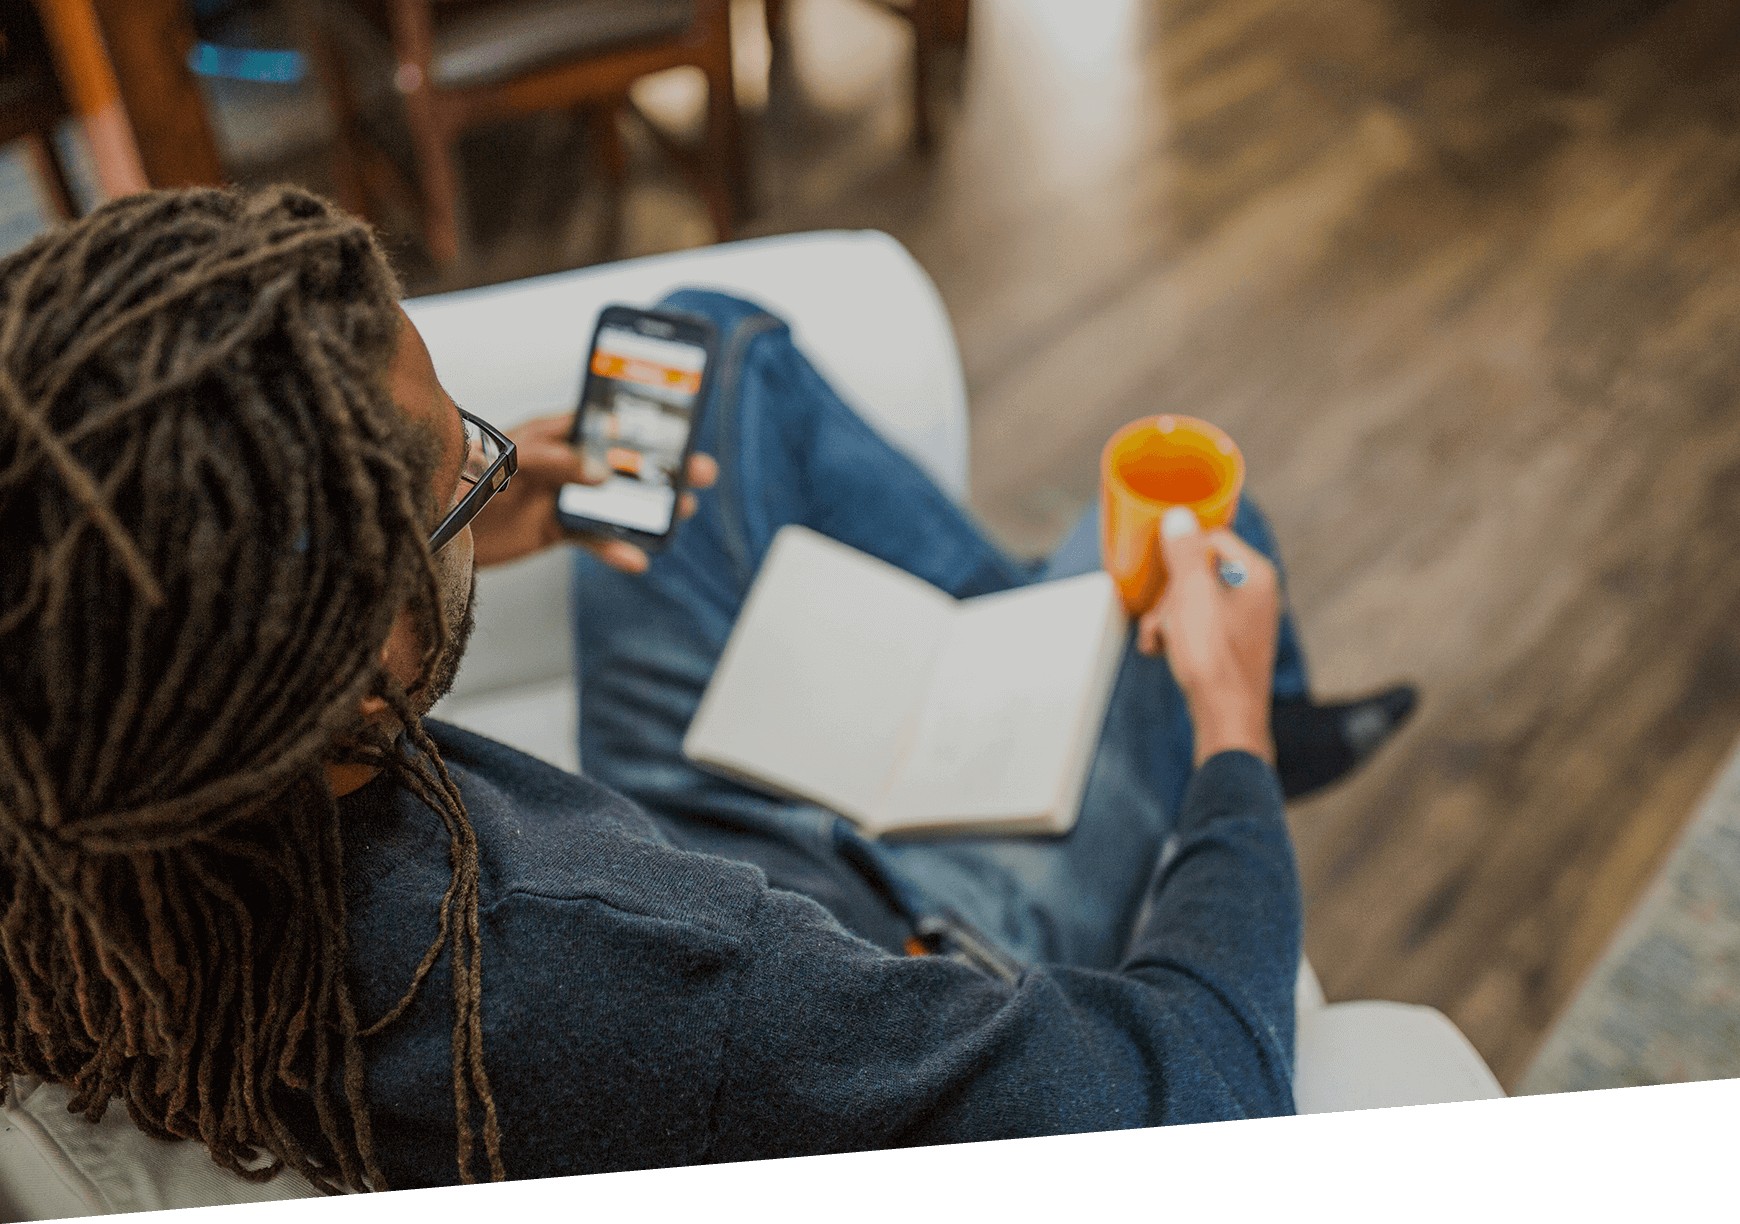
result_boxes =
[577,448,610,484]
[1157,504,1212,584]
[1136,506,1212,655]
[523,436,607,484]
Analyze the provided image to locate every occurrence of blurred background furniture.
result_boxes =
[69,0,225,187]
[18,0,317,216]
[291,0,747,265]
[764,0,968,148]
[3,0,85,220]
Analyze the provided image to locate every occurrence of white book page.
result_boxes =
[1048,590,1131,833]
[682,527,956,820]
[872,572,1121,831]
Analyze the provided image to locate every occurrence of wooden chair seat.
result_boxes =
[431,0,696,90]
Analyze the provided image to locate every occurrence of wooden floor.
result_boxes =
[238,0,1740,1088]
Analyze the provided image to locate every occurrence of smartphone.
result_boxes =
[555,305,717,551]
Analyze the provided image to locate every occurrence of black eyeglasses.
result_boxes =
[431,408,517,552]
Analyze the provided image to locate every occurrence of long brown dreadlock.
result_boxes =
[0,185,503,1191]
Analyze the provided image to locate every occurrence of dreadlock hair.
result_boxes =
[0,185,503,1191]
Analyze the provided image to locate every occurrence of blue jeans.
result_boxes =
[571,290,1307,971]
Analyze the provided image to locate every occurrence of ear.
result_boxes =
[356,639,393,722]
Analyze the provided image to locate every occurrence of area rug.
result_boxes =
[1520,732,1740,1094]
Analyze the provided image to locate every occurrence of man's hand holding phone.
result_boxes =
[470,411,717,571]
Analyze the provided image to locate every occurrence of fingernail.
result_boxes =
[1161,506,1199,539]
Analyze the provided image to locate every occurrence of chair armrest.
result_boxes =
[1296,956,1327,1014]
[1294,1000,1506,1114]
[0,1077,319,1217]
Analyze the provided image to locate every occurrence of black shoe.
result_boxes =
[1270,684,1418,801]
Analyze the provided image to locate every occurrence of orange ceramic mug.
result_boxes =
[1100,415,1245,616]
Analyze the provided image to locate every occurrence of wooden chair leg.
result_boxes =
[696,108,735,240]
[288,0,373,223]
[578,102,628,256]
[23,131,80,220]
[937,0,969,46]
[627,85,733,242]
[910,0,937,151]
[402,90,464,265]
[702,54,748,231]
[584,105,628,189]
[689,40,744,236]
[380,0,466,265]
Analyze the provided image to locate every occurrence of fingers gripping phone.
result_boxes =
[555,305,717,551]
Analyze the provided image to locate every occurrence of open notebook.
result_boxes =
[682,526,1128,838]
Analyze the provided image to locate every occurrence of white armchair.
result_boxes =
[406,230,1503,1117]
[0,231,1500,1219]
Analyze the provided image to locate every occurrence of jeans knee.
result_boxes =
[657,288,785,336]
[1232,494,1282,566]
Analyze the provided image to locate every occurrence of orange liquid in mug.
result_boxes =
[1116,455,1222,504]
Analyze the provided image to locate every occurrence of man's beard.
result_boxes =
[414,568,477,717]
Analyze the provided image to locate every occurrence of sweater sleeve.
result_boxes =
[701,749,1301,1160]
[1116,750,1301,1108]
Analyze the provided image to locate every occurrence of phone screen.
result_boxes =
[557,323,708,536]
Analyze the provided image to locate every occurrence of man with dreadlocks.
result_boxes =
[0,185,1414,1193]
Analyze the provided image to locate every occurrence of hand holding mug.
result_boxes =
[1138,506,1280,767]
